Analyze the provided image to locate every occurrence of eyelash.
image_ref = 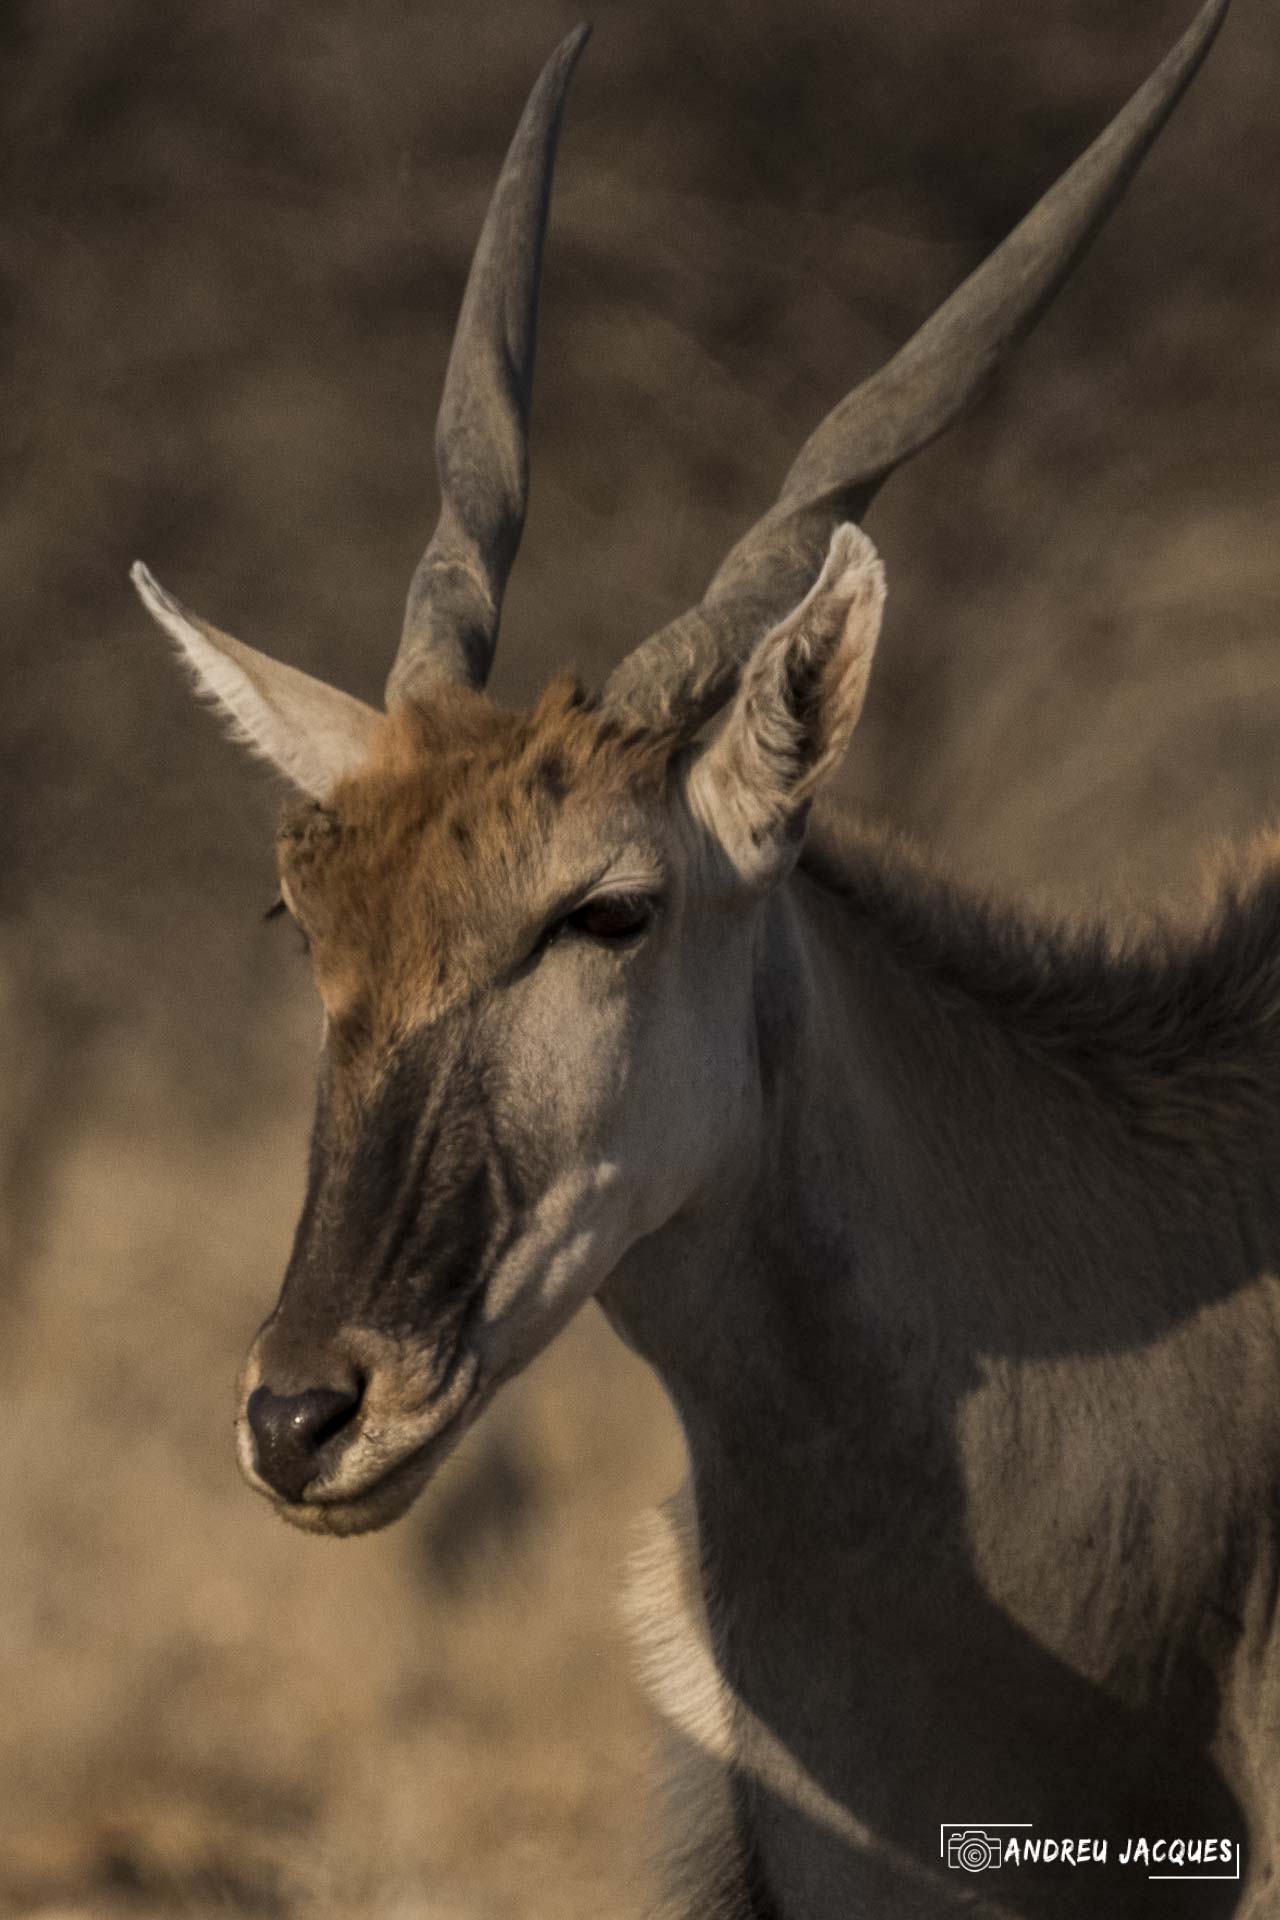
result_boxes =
[550,891,657,948]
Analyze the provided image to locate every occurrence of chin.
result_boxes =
[260,1410,473,1538]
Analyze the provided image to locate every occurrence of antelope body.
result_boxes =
[134,5,1280,1914]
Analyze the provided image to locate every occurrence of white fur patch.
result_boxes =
[623,1484,947,1915]
[623,1489,747,1919]
[625,1491,736,1763]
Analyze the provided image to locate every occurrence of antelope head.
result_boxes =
[135,4,1227,1534]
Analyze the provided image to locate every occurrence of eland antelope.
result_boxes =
[134,4,1274,1914]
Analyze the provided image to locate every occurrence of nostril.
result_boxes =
[305,1384,362,1450]
[247,1381,362,1503]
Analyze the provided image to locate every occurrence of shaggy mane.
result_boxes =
[800,810,1280,1145]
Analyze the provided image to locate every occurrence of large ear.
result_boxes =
[685,524,885,887]
[132,563,382,801]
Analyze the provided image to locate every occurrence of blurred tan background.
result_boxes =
[2,0,1277,1914]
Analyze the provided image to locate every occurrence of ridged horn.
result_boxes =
[387,25,589,707]
[603,0,1229,731]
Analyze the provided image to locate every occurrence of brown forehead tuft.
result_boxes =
[381,673,677,789]
[276,675,677,846]
[273,673,680,1042]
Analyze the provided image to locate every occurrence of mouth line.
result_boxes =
[266,1369,482,1535]
[307,1398,469,1509]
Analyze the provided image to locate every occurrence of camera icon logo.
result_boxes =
[946,1829,1003,1873]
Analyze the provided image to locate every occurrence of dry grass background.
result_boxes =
[2,0,1278,1914]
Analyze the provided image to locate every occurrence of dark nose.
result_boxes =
[246,1382,362,1502]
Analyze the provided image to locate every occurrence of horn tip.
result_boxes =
[558,21,592,68]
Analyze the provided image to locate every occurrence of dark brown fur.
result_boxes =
[801,811,1280,1151]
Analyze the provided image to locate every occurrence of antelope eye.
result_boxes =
[563,892,655,944]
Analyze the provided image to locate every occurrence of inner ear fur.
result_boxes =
[132,562,383,800]
[687,524,886,885]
